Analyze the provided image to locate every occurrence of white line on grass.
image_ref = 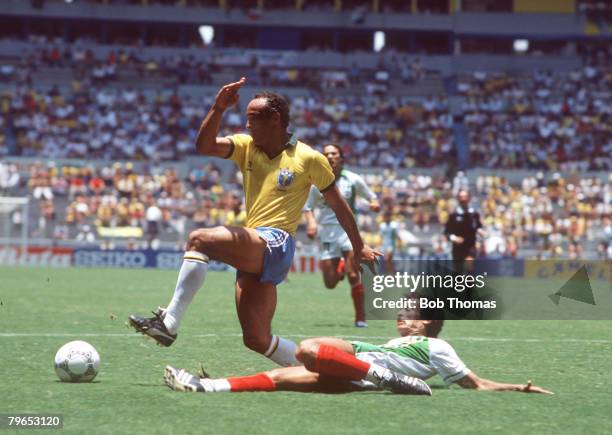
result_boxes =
[0,332,610,344]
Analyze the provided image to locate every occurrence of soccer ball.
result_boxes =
[54,341,100,383]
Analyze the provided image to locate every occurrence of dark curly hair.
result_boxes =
[397,293,445,338]
[253,91,290,130]
[323,143,344,158]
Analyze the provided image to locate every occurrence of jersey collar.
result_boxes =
[286,133,298,147]
[261,133,297,160]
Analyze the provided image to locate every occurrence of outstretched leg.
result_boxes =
[343,250,366,326]
[165,226,268,334]
[164,338,430,395]
[236,272,300,366]
[129,226,267,345]
[295,338,432,395]
[164,365,357,393]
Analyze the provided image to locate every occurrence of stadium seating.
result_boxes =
[1,159,610,260]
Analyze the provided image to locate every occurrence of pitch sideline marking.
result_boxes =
[0,332,610,344]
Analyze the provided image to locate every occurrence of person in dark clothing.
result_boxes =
[444,190,483,266]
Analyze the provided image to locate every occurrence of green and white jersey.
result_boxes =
[351,336,470,386]
[304,169,376,227]
[379,221,399,252]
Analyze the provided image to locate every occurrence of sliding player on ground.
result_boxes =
[303,144,380,327]
[164,297,552,395]
[128,77,380,367]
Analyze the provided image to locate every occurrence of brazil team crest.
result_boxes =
[277,169,295,189]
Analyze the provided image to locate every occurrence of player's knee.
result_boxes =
[323,279,337,289]
[322,272,338,289]
[347,272,359,284]
[187,228,217,253]
[242,334,270,354]
[296,339,319,364]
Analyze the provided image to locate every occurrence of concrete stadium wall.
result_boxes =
[1,0,587,37]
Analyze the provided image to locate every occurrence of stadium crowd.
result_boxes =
[459,66,611,171]
[0,81,452,168]
[0,34,425,89]
[1,40,609,170]
[2,160,610,260]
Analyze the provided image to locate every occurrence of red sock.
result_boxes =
[351,282,365,322]
[313,344,370,380]
[227,373,276,392]
[337,258,345,275]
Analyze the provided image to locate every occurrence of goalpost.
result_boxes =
[0,196,29,250]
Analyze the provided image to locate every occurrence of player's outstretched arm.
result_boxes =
[322,185,381,270]
[456,372,553,394]
[195,77,246,157]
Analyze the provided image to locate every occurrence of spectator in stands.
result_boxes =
[145,197,163,249]
[0,163,20,194]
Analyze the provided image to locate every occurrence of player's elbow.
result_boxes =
[195,138,216,156]
[457,373,483,390]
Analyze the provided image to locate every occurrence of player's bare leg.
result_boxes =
[265,366,322,392]
[319,258,342,289]
[266,366,358,392]
[165,338,430,395]
[343,250,367,327]
[129,226,267,345]
[188,226,267,273]
[236,273,300,366]
[164,364,358,393]
[235,273,276,354]
[384,251,395,274]
[295,338,431,395]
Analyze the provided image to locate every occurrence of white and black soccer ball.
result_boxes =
[54,341,100,383]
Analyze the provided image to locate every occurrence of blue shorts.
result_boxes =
[237,227,295,285]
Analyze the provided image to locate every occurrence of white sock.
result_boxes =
[264,335,300,367]
[163,251,208,334]
[199,378,231,393]
[364,364,391,385]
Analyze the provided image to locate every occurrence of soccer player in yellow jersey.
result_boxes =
[129,78,380,366]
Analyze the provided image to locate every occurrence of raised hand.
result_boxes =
[214,77,246,111]
[306,223,317,239]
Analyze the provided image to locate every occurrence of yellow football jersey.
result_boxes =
[226,133,334,234]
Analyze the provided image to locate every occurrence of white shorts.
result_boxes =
[318,225,352,261]
[381,243,395,255]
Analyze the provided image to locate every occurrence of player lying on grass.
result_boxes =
[164,298,553,395]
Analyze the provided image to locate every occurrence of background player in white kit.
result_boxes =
[304,144,380,327]
[379,209,399,274]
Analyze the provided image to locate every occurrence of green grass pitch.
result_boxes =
[1,267,611,434]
